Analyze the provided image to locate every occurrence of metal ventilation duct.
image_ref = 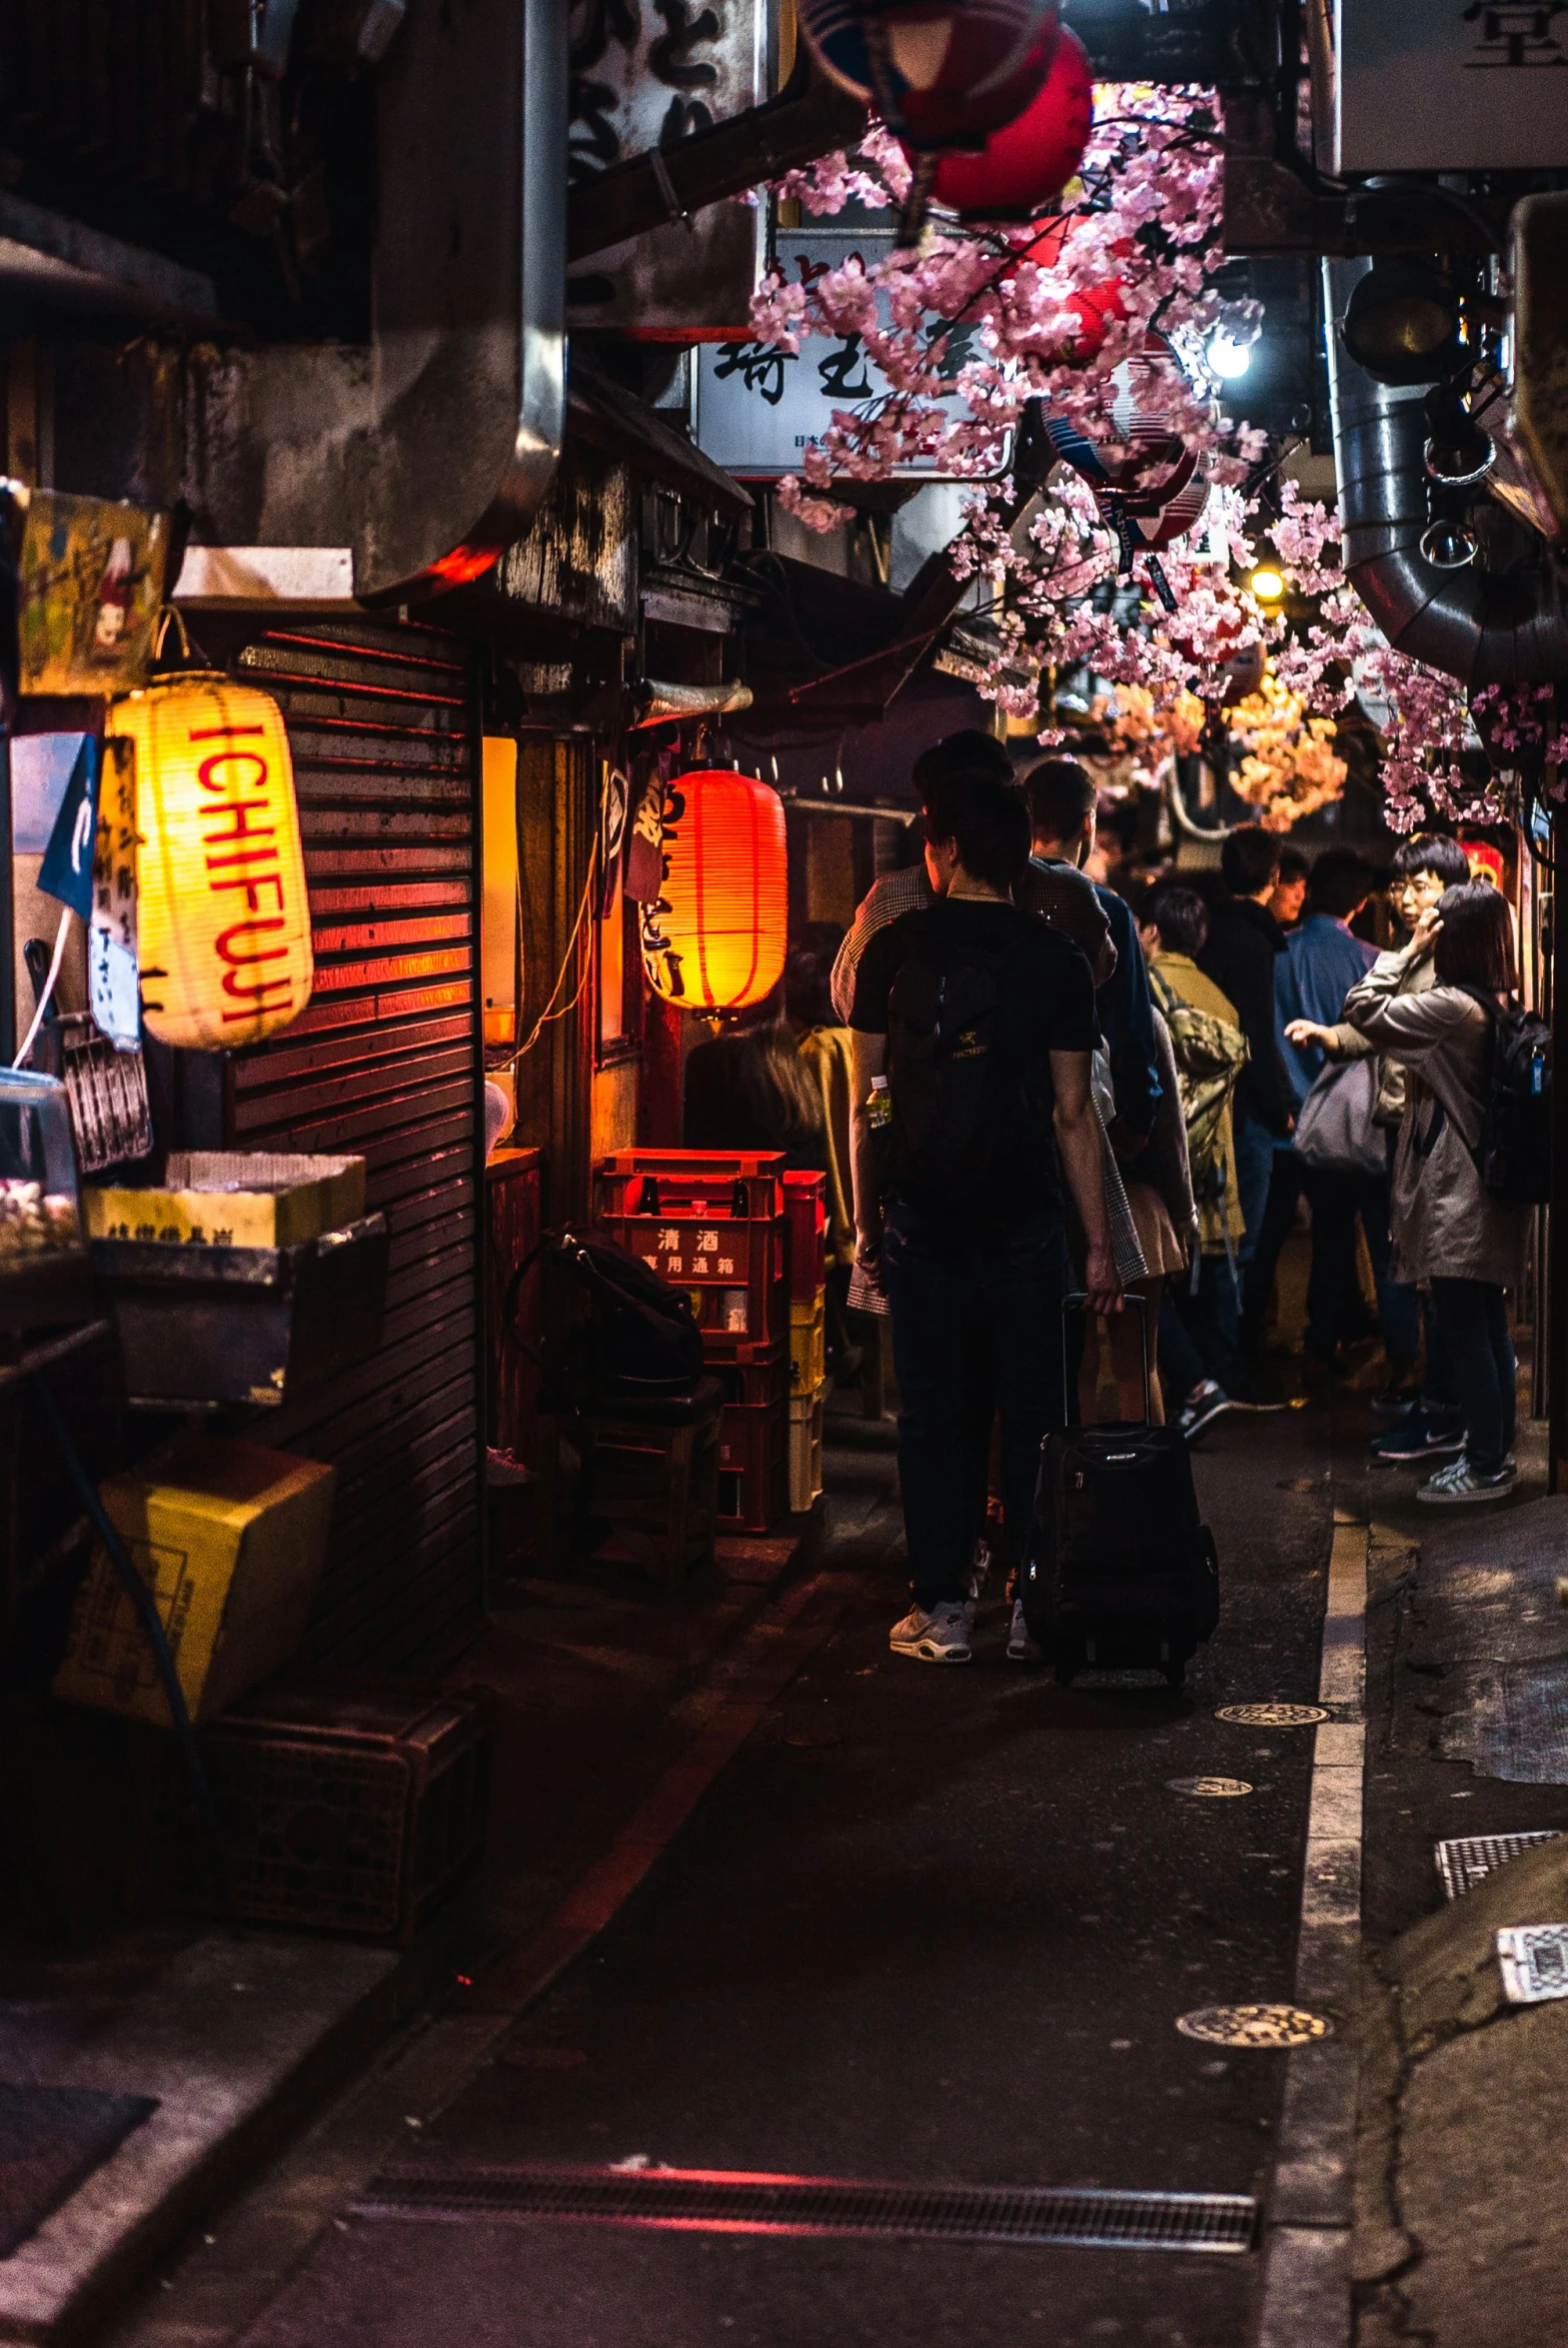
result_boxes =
[354,0,566,602]
[1324,256,1568,688]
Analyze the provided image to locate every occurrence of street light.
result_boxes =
[1250,567,1285,601]
[1206,328,1253,380]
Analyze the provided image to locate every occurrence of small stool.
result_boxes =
[552,1376,723,1588]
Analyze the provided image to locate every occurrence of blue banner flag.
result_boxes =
[37,734,100,919]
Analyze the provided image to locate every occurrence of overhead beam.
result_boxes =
[567,58,866,266]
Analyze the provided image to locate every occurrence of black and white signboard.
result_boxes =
[1322,0,1568,170]
[568,0,770,337]
[694,229,1006,481]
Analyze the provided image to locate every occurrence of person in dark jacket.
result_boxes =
[1198,830,1295,1359]
[1021,760,1161,1155]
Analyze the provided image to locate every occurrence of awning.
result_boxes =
[568,353,753,520]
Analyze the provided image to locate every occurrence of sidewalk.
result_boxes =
[1353,1414,1568,2348]
[0,1523,819,2344]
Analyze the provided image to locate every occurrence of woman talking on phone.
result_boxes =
[1340,881,1531,1505]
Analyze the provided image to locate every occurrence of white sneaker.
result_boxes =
[889,1601,972,1663]
[1006,1598,1041,1663]
[1416,1457,1518,1505]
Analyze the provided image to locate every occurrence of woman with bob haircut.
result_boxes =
[1342,881,1531,1504]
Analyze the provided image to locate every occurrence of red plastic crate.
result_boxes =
[597,1154,785,1351]
[783,1171,827,1302]
[716,1399,784,1533]
[594,1150,784,1222]
[709,1346,787,1408]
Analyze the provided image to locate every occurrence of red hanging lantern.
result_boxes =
[642,771,788,1015]
[926,27,1093,219]
[796,1,1057,150]
[1042,331,1208,572]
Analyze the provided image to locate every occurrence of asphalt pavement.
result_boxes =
[202,1397,1338,2348]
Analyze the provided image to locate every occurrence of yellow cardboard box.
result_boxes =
[54,1436,336,1727]
[85,1154,366,1250]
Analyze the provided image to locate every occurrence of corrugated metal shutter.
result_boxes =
[223,615,482,1672]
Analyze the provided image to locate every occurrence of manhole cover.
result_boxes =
[1176,2005,1332,2048]
[1166,1776,1253,1797]
[1215,1704,1329,1728]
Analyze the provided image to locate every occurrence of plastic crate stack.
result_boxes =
[594,1151,788,1533]
[784,1170,826,1513]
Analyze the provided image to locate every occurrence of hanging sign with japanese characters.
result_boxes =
[1323,0,1568,171]
[568,0,770,339]
[694,229,997,480]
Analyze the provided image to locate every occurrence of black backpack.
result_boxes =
[883,914,1040,1209]
[506,1229,705,1404]
[1460,990,1552,1205]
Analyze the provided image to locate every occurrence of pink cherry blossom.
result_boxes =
[754,90,1519,833]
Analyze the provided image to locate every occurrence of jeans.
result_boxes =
[1241,1148,1304,1353]
[1232,1108,1278,1265]
[1357,1176,1420,1366]
[1301,1169,1405,1358]
[1162,1255,1243,1400]
[881,1202,1070,1610]
[1430,1278,1516,1475]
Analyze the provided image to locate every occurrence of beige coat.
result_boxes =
[1322,944,1436,1127]
[1342,950,1529,1287]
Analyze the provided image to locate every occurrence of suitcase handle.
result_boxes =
[1062,1288,1152,1429]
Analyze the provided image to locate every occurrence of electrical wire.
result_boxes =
[12,905,72,1070]
[510,833,602,1066]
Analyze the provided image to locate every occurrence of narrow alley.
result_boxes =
[5,9,1568,2348]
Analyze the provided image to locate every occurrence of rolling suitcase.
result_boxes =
[1020,1294,1219,1686]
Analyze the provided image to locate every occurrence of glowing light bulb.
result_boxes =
[1207,330,1252,380]
[1250,568,1285,601]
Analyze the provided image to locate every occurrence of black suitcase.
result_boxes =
[1020,1295,1219,1685]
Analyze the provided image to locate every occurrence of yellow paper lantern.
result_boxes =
[109,676,313,1050]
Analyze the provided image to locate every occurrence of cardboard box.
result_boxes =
[85,1154,366,1250]
[54,1436,336,1727]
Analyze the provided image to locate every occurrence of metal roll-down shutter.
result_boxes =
[222,616,483,1671]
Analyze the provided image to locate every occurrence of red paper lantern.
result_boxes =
[642,771,788,1014]
[927,26,1094,218]
[797,0,1057,150]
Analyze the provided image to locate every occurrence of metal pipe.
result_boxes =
[1323,257,1568,688]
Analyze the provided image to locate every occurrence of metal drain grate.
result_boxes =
[1435,1830,1564,1900]
[354,2165,1258,2255]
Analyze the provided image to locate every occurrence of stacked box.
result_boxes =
[788,1293,825,1396]
[595,1151,789,1529]
[783,1171,826,1301]
[145,1682,494,1943]
[595,1150,786,1357]
[787,1380,826,1513]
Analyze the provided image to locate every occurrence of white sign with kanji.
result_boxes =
[1328,0,1568,169]
[693,229,1005,481]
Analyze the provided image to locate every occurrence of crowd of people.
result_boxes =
[680,730,1531,1662]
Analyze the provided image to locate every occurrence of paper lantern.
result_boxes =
[797,0,1056,149]
[642,770,787,1014]
[927,26,1093,217]
[1043,331,1208,571]
[109,676,313,1050]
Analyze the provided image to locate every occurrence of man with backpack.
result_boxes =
[848,765,1120,1664]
